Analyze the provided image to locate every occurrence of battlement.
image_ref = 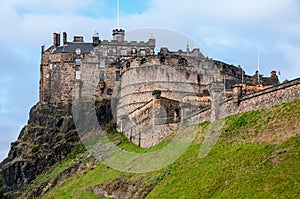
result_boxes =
[112,29,125,42]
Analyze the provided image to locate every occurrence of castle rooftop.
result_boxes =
[53,42,94,54]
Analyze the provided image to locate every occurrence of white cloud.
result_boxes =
[149,0,300,25]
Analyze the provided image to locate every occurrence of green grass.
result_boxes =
[32,100,300,198]
[43,164,122,199]
[147,136,299,198]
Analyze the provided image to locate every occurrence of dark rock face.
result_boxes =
[0,103,79,192]
[0,99,114,195]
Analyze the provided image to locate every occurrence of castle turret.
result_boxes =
[112,29,125,42]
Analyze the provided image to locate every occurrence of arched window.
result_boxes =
[107,88,113,95]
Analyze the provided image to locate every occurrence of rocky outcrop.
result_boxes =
[0,99,114,197]
[0,103,78,192]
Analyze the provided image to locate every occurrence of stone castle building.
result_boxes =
[39,29,279,147]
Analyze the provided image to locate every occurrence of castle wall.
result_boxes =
[121,93,181,148]
[117,56,209,121]
[184,78,300,125]
[40,46,54,103]
[225,78,300,115]
[40,30,155,105]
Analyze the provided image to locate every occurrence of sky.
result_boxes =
[0,0,300,161]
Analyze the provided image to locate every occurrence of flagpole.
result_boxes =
[258,52,260,84]
[117,0,120,29]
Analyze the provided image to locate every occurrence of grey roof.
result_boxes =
[53,42,94,54]
[261,77,279,86]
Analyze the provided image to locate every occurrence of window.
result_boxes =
[100,59,105,67]
[76,71,81,80]
[100,71,104,81]
[116,71,121,81]
[140,50,146,56]
[75,58,81,66]
[75,48,81,55]
[107,88,113,95]
[121,49,127,56]
[131,48,137,54]
[103,49,108,57]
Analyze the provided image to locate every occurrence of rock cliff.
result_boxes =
[0,99,114,198]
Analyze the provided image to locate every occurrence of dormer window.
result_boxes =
[75,48,81,55]
[75,58,81,66]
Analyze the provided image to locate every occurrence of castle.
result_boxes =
[40,29,280,147]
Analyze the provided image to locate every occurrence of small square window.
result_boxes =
[116,71,121,81]
[75,71,81,80]
[100,59,105,67]
[121,49,127,56]
[75,58,81,66]
[100,71,104,81]
[140,50,146,56]
[103,49,108,57]
[131,48,137,54]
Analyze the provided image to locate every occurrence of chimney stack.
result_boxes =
[73,36,84,42]
[271,70,277,78]
[53,33,61,47]
[63,32,67,45]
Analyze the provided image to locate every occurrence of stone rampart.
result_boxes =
[184,78,300,125]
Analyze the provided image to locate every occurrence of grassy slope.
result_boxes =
[33,100,299,198]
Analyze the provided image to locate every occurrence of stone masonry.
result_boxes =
[39,29,280,148]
